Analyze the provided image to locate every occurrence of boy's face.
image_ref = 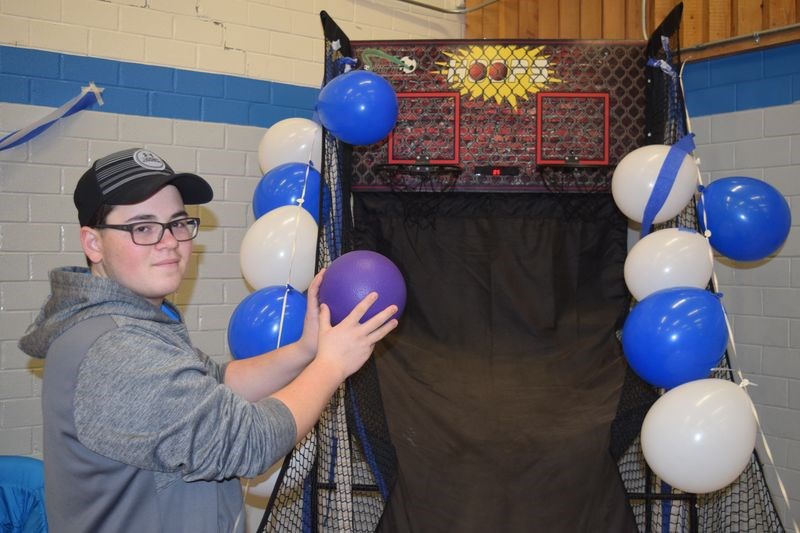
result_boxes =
[81,185,193,307]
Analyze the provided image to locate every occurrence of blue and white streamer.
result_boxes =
[0,82,104,152]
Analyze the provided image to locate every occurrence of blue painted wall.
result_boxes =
[3,42,799,124]
[682,42,800,116]
[0,45,319,127]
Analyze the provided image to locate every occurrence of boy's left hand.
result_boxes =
[297,269,325,360]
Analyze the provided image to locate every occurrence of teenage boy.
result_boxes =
[20,148,398,532]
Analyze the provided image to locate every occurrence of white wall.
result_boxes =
[692,103,800,528]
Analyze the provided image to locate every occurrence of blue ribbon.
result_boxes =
[0,82,103,152]
[347,379,390,500]
[646,57,676,78]
[334,56,358,74]
[661,480,673,533]
[640,133,696,238]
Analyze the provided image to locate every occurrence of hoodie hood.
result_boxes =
[19,266,170,359]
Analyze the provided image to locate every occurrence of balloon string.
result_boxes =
[679,61,712,238]
[298,157,312,207]
[275,286,290,350]
[686,56,800,529]
[276,134,318,349]
[282,134,317,288]
[232,477,250,533]
[714,271,798,531]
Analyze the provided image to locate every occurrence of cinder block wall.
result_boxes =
[683,43,800,528]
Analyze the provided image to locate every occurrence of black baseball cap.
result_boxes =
[74,148,214,226]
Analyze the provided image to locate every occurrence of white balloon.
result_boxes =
[641,378,757,494]
[258,118,323,175]
[239,206,318,292]
[611,144,698,224]
[624,228,714,301]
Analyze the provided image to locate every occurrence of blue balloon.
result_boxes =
[253,162,325,222]
[227,285,306,360]
[697,176,791,261]
[316,70,398,146]
[621,287,728,390]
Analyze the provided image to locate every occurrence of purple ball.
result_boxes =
[318,250,406,325]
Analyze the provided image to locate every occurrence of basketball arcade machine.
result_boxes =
[260,7,786,533]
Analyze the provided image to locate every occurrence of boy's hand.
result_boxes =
[316,292,399,381]
[297,269,325,360]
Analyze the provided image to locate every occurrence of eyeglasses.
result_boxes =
[92,217,201,246]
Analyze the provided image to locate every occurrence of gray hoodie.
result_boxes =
[19,267,296,533]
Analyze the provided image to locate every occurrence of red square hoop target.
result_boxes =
[536,92,609,166]
[388,92,460,165]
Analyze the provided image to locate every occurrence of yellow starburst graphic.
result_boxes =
[435,45,560,109]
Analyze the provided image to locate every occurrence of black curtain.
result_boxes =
[352,192,638,533]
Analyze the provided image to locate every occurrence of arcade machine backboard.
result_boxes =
[350,40,647,193]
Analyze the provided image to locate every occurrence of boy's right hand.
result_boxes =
[315,292,399,381]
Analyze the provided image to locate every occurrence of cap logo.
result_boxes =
[133,149,166,171]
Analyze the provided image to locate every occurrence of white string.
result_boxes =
[274,134,318,349]
[232,478,250,533]
[244,135,318,532]
[679,60,799,532]
[275,285,291,350]
[640,0,648,41]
